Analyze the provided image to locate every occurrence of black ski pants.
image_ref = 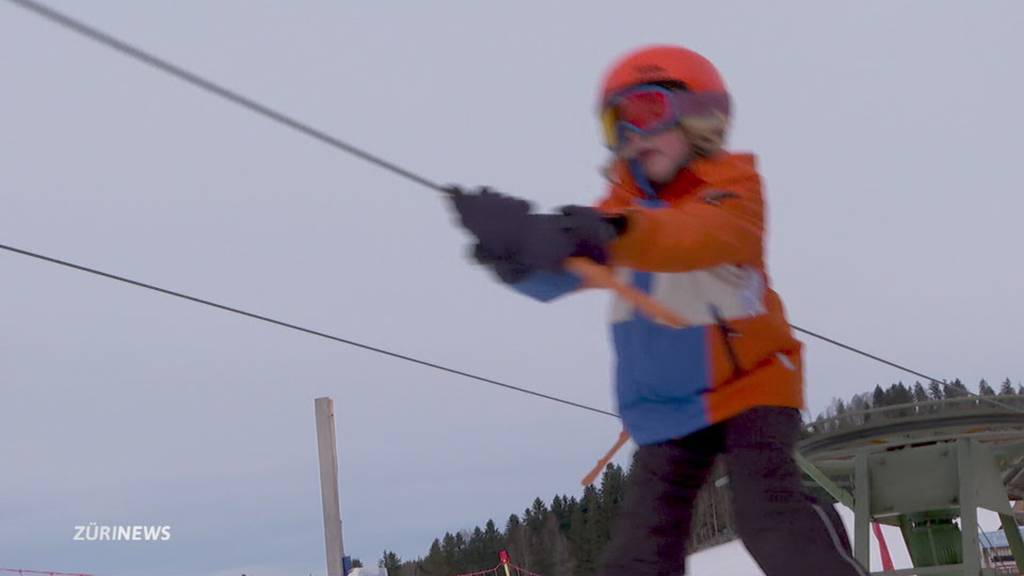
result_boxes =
[597,407,867,576]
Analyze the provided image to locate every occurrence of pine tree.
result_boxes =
[895,382,914,404]
[422,539,448,576]
[929,380,944,400]
[464,527,486,570]
[873,384,887,408]
[850,393,872,424]
[1000,378,1016,396]
[568,484,599,576]
[506,514,527,574]
[833,398,847,415]
[832,397,848,431]
[526,500,554,576]
[551,495,574,534]
[883,383,896,406]
[455,531,469,573]
[543,510,574,576]
[560,496,579,540]
[381,551,403,576]
[481,519,505,565]
[441,533,459,574]
[551,495,565,523]
[913,382,929,403]
[506,514,521,533]
[979,379,996,396]
[943,379,969,399]
[885,382,914,416]
[596,464,626,552]
[912,382,931,414]
[527,498,549,531]
[811,413,828,434]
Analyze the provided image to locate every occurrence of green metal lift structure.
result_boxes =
[798,397,1024,576]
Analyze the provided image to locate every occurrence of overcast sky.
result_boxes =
[2,1,1023,575]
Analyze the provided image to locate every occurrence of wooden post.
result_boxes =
[855,451,871,567]
[316,397,344,576]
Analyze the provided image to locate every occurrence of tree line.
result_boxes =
[382,460,731,576]
[807,377,1023,434]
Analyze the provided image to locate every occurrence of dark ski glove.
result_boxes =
[449,187,627,283]
[554,205,627,265]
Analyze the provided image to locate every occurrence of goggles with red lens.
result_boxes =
[600,84,730,150]
[601,85,681,150]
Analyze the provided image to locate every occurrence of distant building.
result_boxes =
[981,527,1023,574]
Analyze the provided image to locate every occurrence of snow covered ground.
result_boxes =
[688,505,1004,575]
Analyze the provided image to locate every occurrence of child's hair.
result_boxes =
[679,111,729,157]
[653,80,730,158]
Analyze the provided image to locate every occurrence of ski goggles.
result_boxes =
[600,84,730,150]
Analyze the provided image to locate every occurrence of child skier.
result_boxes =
[450,45,866,576]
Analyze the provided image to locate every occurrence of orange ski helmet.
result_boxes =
[599,45,728,104]
[598,45,732,152]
